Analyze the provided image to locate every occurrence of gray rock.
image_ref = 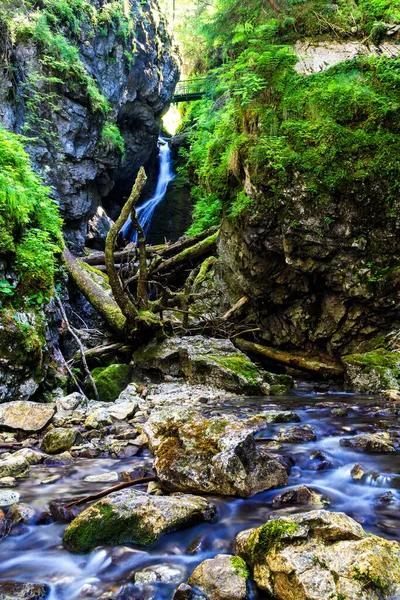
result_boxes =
[0,490,20,508]
[135,564,186,585]
[340,432,395,453]
[7,502,36,524]
[0,455,30,478]
[107,401,138,420]
[235,510,400,600]
[0,401,55,432]
[84,408,112,429]
[0,581,50,599]
[278,424,316,443]
[57,393,86,412]
[63,489,216,553]
[272,485,330,508]
[134,336,293,395]
[84,471,119,483]
[188,554,248,600]
[41,428,80,454]
[143,407,287,497]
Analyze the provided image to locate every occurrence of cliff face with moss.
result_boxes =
[0,0,179,402]
[0,0,179,250]
[182,0,400,357]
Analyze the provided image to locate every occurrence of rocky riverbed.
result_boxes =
[0,383,399,599]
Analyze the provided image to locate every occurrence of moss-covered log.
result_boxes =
[63,247,126,335]
[235,338,344,378]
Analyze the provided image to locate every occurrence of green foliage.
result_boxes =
[352,566,390,591]
[0,126,62,308]
[101,122,125,155]
[230,556,249,579]
[249,519,299,562]
[182,5,400,233]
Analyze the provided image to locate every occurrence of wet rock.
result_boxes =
[235,510,400,600]
[43,451,74,466]
[0,401,55,432]
[381,389,400,402]
[108,401,139,420]
[0,581,50,599]
[350,463,365,480]
[143,407,287,497]
[84,408,112,429]
[134,564,186,585]
[41,474,62,485]
[0,477,16,487]
[278,424,316,443]
[272,485,330,508]
[343,349,400,393]
[84,471,119,483]
[0,490,20,508]
[188,554,249,600]
[340,432,395,452]
[147,481,164,495]
[7,503,36,524]
[247,410,300,425]
[41,428,80,454]
[376,491,395,506]
[173,584,195,600]
[0,455,30,478]
[63,489,217,553]
[49,499,81,523]
[10,448,46,465]
[134,336,293,395]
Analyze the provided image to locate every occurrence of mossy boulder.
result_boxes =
[40,428,80,454]
[63,489,216,553]
[0,455,30,479]
[134,336,293,395]
[188,554,249,600]
[235,510,400,600]
[143,407,288,497]
[342,348,400,393]
[90,364,131,402]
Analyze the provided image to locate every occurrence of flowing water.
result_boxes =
[122,137,174,243]
[0,391,399,599]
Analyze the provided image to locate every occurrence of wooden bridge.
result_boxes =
[172,78,210,103]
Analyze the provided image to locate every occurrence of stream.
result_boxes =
[0,389,399,599]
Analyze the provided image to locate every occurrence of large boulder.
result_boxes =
[143,407,288,497]
[0,401,55,432]
[235,510,400,600]
[134,336,293,395]
[188,554,249,600]
[342,349,400,393]
[90,364,132,402]
[340,432,396,453]
[63,489,216,553]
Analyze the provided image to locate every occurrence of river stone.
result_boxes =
[0,581,50,599]
[277,424,316,443]
[143,407,288,497]
[135,564,186,585]
[0,490,20,508]
[134,335,293,395]
[0,401,55,432]
[7,502,36,524]
[84,471,119,483]
[340,432,395,452]
[40,428,80,454]
[342,349,400,393]
[272,485,330,508]
[63,489,217,553]
[84,408,112,429]
[235,510,400,600]
[0,455,30,478]
[10,448,46,465]
[188,554,248,600]
[107,401,138,420]
[56,392,86,412]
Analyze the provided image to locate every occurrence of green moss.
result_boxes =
[63,501,156,553]
[90,363,131,401]
[230,556,249,579]
[210,354,261,390]
[79,260,111,291]
[249,519,300,563]
[270,384,292,396]
[101,122,125,155]
[343,348,400,370]
[352,567,390,591]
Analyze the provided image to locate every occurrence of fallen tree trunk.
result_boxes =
[235,338,344,378]
[64,247,126,335]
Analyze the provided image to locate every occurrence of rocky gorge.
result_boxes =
[0,0,400,598]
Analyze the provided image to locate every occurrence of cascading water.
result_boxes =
[122,136,174,243]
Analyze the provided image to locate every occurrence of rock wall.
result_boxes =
[217,42,400,357]
[0,0,180,251]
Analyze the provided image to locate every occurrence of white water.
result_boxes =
[122,136,174,242]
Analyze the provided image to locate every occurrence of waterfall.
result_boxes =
[122,136,174,242]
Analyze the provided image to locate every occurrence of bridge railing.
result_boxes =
[173,77,213,102]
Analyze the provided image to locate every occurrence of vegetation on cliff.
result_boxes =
[179,0,400,234]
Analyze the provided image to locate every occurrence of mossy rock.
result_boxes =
[90,364,131,402]
[342,348,400,393]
